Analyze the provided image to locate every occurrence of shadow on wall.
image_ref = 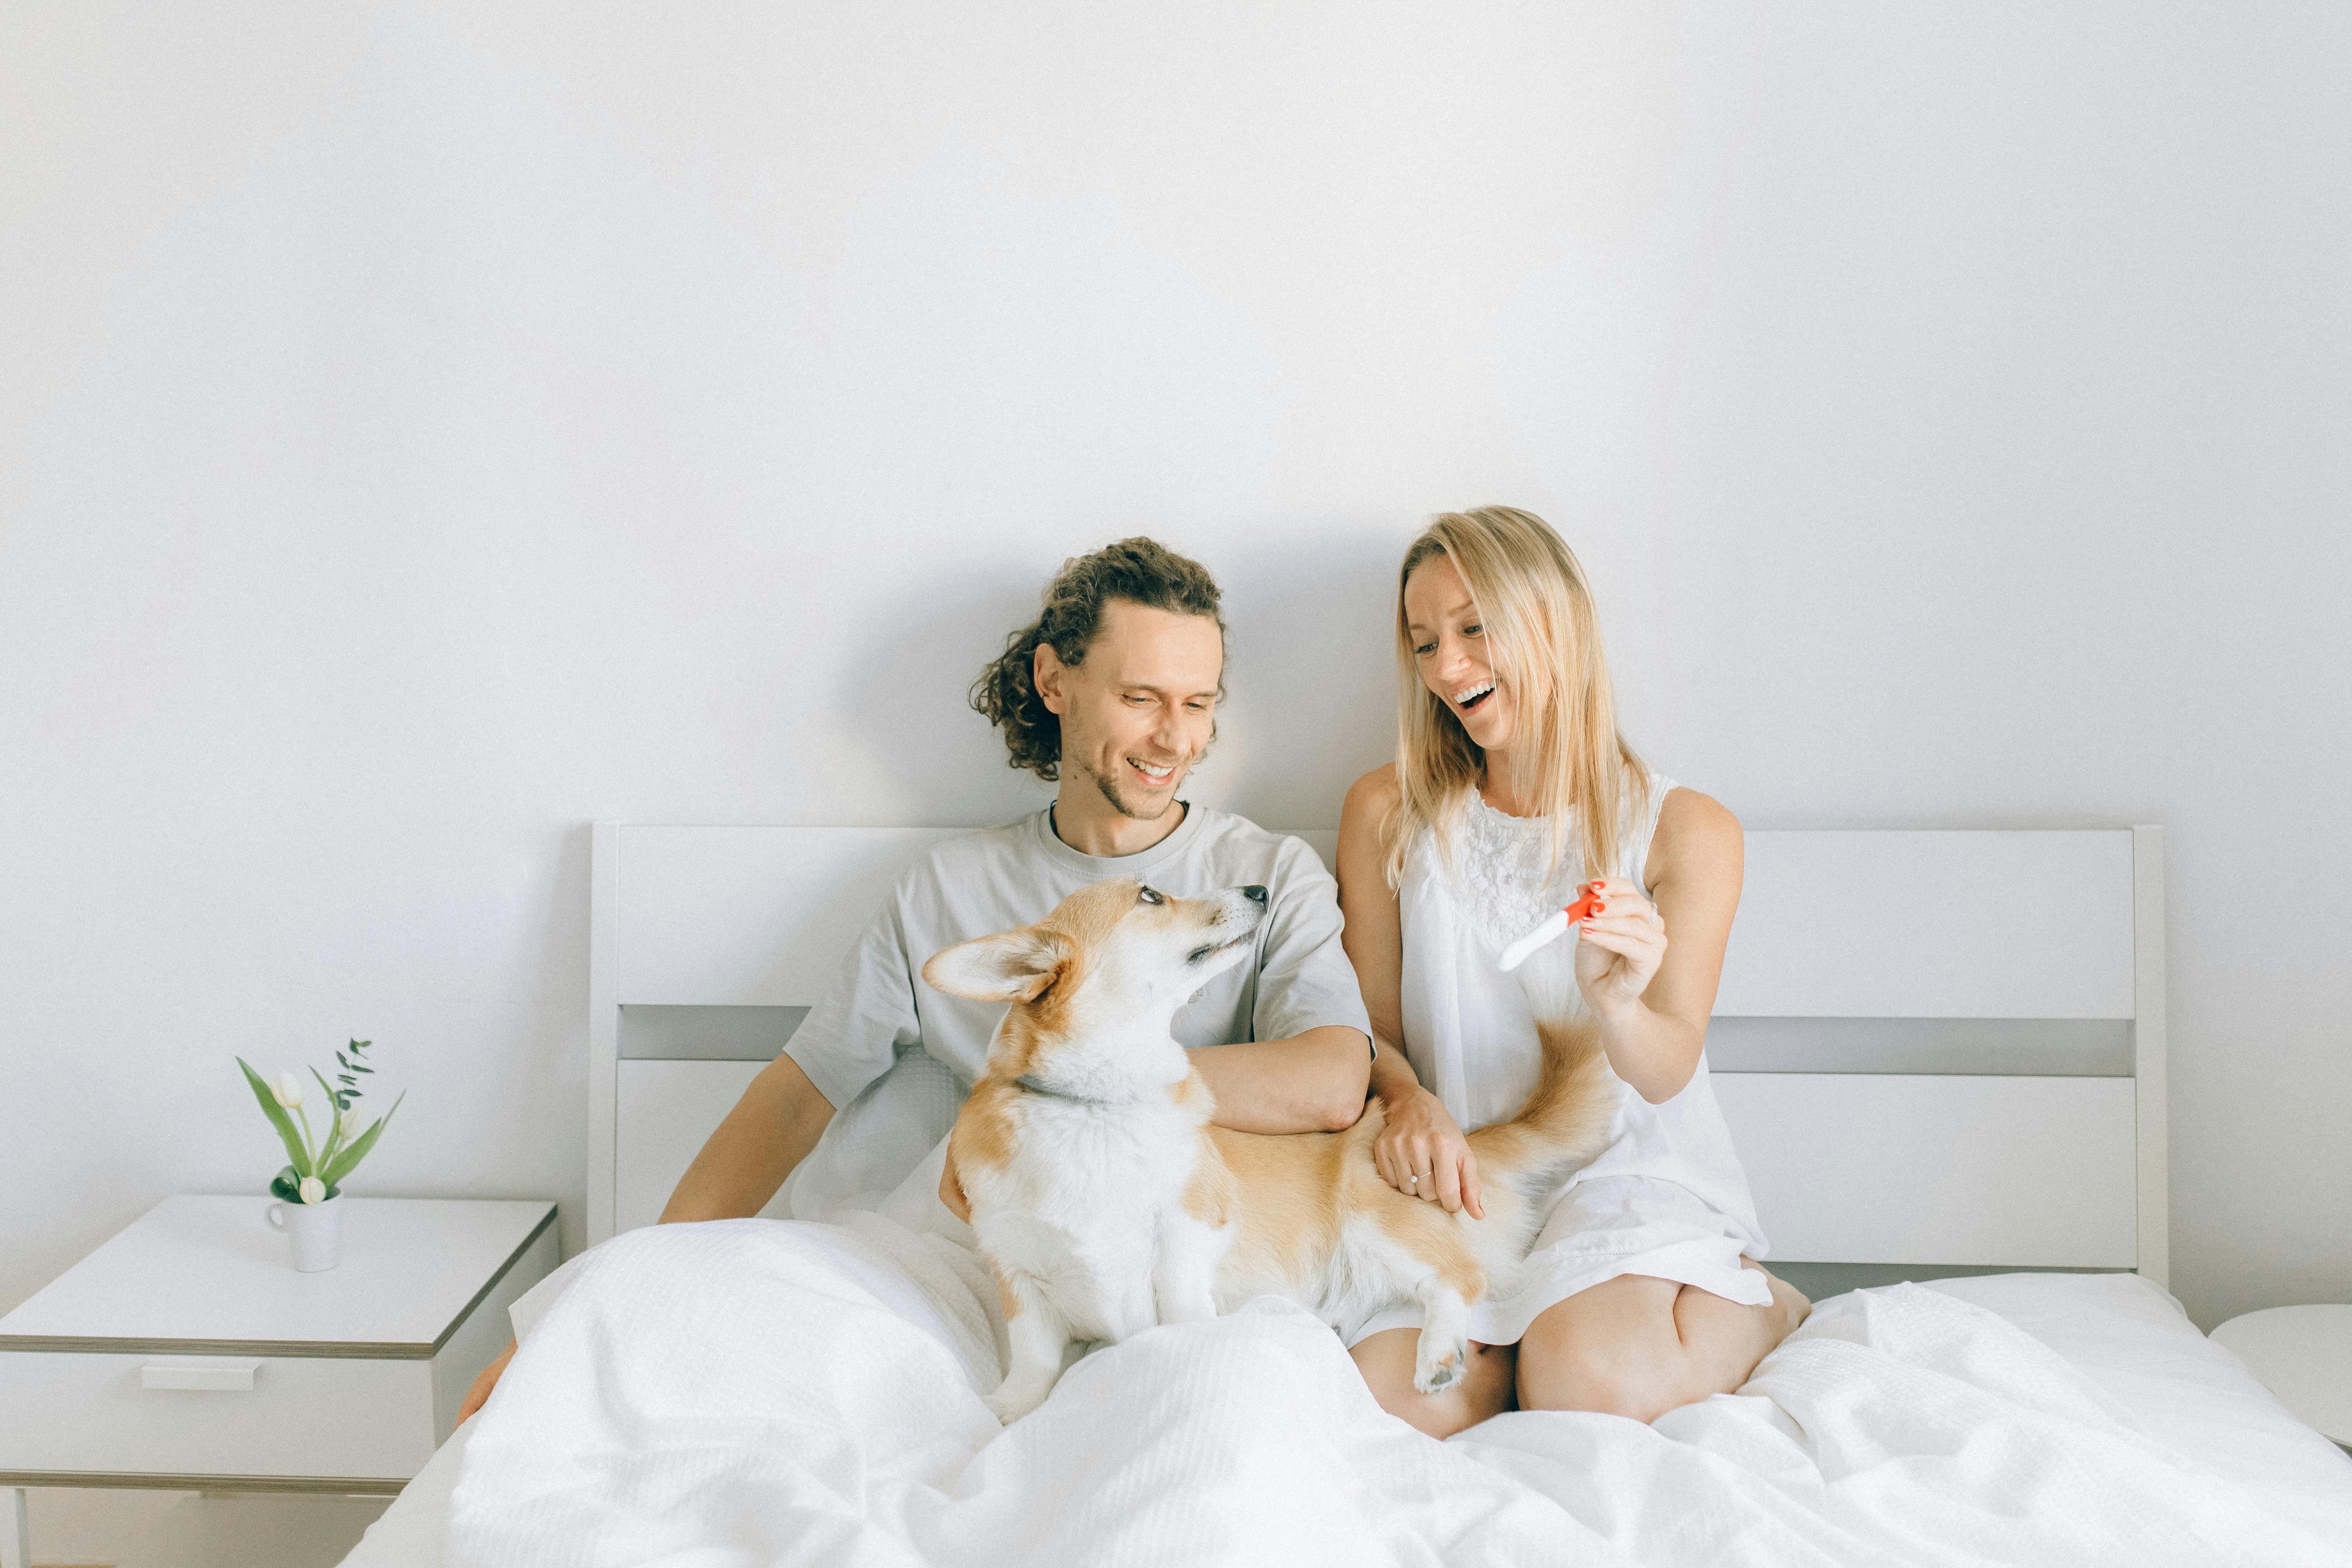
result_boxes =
[1207,526,1402,832]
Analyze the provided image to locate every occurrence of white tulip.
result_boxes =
[272,1072,305,1109]
[299,1176,327,1204]
[339,1104,366,1141]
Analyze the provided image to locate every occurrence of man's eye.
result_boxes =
[1138,887,1164,906]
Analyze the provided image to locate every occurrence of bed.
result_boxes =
[341,822,2352,1566]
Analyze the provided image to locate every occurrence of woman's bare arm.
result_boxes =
[1574,788,1743,1103]
[1338,766,1408,1052]
[1337,766,1486,1218]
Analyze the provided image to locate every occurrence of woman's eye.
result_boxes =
[1413,641,1437,657]
[1465,624,1482,638]
[1138,887,1164,906]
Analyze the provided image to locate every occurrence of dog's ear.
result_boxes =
[922,926,1071,1003]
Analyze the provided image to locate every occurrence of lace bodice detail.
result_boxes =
[1453,793,1598,954]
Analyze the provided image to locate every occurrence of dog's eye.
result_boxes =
[1137,886,1164,906]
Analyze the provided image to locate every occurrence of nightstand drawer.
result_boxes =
[0,1350,437,1481]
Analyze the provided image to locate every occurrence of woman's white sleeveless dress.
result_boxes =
[1350,767,1774,1348]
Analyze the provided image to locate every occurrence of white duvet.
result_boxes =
[438,1213,2351,1568]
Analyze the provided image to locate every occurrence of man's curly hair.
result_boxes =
[971,538,1225,780]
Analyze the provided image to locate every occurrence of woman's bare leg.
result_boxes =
[1516,1262,1809,1423]
[1348,1328,1517,1439]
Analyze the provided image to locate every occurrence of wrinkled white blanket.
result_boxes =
[447,1216,2345,1568]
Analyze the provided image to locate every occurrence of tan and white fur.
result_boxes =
[924,876,1616,1422]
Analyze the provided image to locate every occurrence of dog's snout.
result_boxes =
[1240,885,1268,906]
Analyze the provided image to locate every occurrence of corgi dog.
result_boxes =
[922,876,1614,1424]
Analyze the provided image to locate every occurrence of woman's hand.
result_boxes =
[1373,1084,1483,1219]
[1572,876,1670,1017]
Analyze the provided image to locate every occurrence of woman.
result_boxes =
[1336,506,1809,1438]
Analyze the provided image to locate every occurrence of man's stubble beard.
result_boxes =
[1083,755,1182,821]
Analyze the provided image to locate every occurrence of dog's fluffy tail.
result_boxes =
[1465,950,1616,1201]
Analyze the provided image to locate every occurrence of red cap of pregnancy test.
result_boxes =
[1562,884,1606,923]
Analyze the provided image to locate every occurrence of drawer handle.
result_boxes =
[141,1359,262,1392]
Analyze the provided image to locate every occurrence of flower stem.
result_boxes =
[293,1104,320,1176]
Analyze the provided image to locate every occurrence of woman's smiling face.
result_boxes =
[1404,551,1515,753]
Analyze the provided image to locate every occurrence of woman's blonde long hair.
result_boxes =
[1385,506,1647,888]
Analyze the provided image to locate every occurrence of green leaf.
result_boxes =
[238,1057,315,1178]
[270,1168,339,1203]
[321,1088,403,1187]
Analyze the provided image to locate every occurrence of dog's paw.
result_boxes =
[1413,1338,1468,1396]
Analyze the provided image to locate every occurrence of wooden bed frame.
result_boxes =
[584,823,2167,1296]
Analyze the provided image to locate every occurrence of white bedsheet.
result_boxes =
[341,1214,2352,1568]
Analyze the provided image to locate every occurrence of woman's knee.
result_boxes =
[1515,1315,1693,1424]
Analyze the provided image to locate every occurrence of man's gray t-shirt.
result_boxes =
[776,804,1371,1218]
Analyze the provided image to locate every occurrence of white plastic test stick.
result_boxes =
[1498,909,1571,972]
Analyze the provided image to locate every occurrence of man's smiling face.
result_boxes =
[1035,598,1222,821]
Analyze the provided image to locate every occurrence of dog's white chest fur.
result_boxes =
[969,1091,1213,1345]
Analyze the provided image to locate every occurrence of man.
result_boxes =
[460,536,1372,1420]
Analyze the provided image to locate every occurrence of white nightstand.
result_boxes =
[2210,1304,2352,1453]
[0,1196,557,1568]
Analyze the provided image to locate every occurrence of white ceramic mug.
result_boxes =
[266,1193,344,1272]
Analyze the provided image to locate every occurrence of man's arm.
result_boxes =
[1188,1026,1369,1133]
[658,1052,838,1222]
[460,1048,842,1424]
[1172,829,1378,1138]
[938,1023,1370,1222]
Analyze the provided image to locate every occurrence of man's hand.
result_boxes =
[939,1144,971,1223]
[457,1337,516,1426]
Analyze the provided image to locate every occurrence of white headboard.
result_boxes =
[587,823,2166,1291]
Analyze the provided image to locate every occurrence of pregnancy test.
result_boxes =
[1498,885,1606,972]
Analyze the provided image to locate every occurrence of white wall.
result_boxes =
[3,0,2347,1527]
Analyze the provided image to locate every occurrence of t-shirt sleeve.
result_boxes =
[1252,836,1374,1046]
[782,874,925,1112]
